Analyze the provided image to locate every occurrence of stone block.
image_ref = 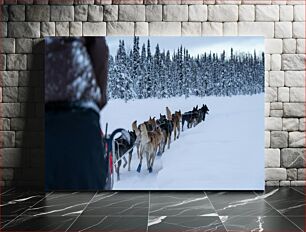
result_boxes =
[1,71,18,87]
[283,118,299,131]
[294,5,305,21]
[74,0,94,3]
[74,5,88,21]
[83,22,106,36]
[2,103,20,117]
[0,54,6,71]
[182,22,201,36]
[270,131,288,148]
[70,22,82,36]
[275,22,292,39]
[280,181,290,186]
[238,22,274,37]
[8,22,40,38]
[2,131,15,148]
[104,5,118,21]
[26,5,50,21]
[50,5,74,21]
[297,168,305,180]
[270,54,281,71]
[296,39,305,54]
[287,168,297,180]
[289,132,305,147]
[265,131,270,148]
[239,5,255,21]
[266,117,282,131]
[107,22,133,35]
[285,71,305,87]
[290,181,306,186]
[3,87,18,102]
[284,103,304,117]
[299,118,305,131]
[16,39,32,53]
[255,5,279,21]
[208,5,238,21]
[223,22,237,35]
[158,0,181,4]
[1,5,9,22]
[270,102,282,110]
[88,5,103,21]
[270,110,283,117]
[146,5,162,22]
[9,5,25,21]
[265,54,270,71]
[281,148,305,168]
[41,22,55,36]
[265,149,280,168]
[55,22,69,36]
[283,39,296,54]
[265,168,287,181]
[1,148,22,167]
[265,86,277,102]
[290,87,304,102]
[113,0,143,3]
[1,38,15,53]
[280,5,293,21]
[269,71,284,87]
[266,181,280,186]
[282,54,305,71]
[135,22,148,36]
[189,5,207,21]
[293,22,305,38]
[163,5,188,21]
[7,54,26,71]
[119,5,145,22]
[265,39,282,54]
[202,22,222,35]
[149,22,181,35]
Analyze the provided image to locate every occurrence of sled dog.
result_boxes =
[114,130,137,180]
[137,123,163,173]
[156,114,173,151]
[182,106,199,131]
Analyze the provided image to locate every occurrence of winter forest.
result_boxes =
[107,37,265,101]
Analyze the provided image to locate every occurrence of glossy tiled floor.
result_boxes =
[1,187,305,231]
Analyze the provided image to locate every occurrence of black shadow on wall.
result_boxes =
[14,40,45,189]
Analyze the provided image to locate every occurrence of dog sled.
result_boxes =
[104,124,137,188]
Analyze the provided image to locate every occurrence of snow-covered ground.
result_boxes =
[100,94,265,190]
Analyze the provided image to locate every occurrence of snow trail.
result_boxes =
[100,94,265,190]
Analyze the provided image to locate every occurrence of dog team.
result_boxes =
[114,104,210,181]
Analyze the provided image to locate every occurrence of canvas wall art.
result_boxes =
[45,36,265,191]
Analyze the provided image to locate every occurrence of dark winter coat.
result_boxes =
[45,37,110,190]
[45,37,109,109]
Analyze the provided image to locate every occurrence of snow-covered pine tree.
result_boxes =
[107,37,265,100]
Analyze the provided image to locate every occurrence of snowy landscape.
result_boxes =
[101,36,265,190]
[100,94,264,190]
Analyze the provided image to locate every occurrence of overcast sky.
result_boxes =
[106,36,264,58]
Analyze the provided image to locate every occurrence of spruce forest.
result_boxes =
[107,37,264,101]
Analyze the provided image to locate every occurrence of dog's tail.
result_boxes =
[132,120,140,136]
[166,107,172,121]
[140,123,150,144]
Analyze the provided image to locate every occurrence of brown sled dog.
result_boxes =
[166,107,181,141]
[132,117,160,159]
[137,123,163,173]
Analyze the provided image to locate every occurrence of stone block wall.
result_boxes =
[0,0,305,187]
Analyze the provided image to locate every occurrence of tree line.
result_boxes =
[107,37,264,101]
